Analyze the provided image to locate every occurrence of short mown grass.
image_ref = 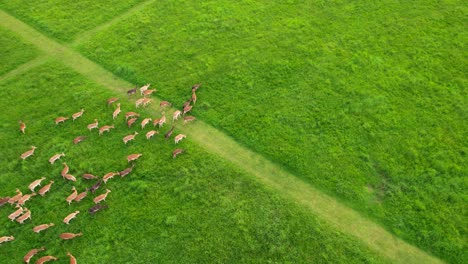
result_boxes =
[0,25,39,75]
[0,60,387,263]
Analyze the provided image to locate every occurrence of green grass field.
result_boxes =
[0,0,466,263]
[0,60,387,263]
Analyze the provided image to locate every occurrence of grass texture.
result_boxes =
[72,1,466,262]
[0,60,389,263]
[0,26,39,75]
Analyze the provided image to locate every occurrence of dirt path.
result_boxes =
[0,9,444,264]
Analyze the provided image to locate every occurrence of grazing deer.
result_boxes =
[72,109,85,121]
[24,247,46,264]
[183,104,192,115]
[127,153,143,163]
[146,130,158,139]
[49,152,65,164]
[157,112,166,128]
[160,101,172,109]
[0,197,9,207]
[89,204,108,214]
[19,120,26,134]
[63,211,80,224]
[127,117,138,128]
[127,86,137,96]
[20,146,37,160]
[191,91,197,104]
[55,117,69,125]
[29,177,46,192]
[165,125,175,139]
[60,232,82,240]
[61,162,69,177]
[74,190,88,202]
[8,205,24,221]
[99,125,115,135]
[143,89,156,97]
[183,116,196,125]
[140,83,150,95]
[103,172,118,184]
[18,193,36,206]
[94,189,111,204]
[119,164,135,177]
[135,98,145,108]
[66,187,77,205]
[73,135,87,144]
[36,256,58,264]
[88,179,102,193]
[16,209,31,223]
[123,132,138,144]
[173,110,182,121]
[83,173,98,180]
[192,83,201,92]
[141,118,152,129]
[38,181,54,196]
[142,98,152,107]
[64,174,77,182]
[67,252,77,264]
[8,189,22,204]
[174,134,186,144]
[33,223,54,233]
[125,112,139,120]
[183,99,192,109]
[0,236,14,244]
[173,148,184,158]
[87,119,98,131]
[113,103,121,119]
[107,97,119,105]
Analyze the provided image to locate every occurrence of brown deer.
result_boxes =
[67,252,77,264]
[8,189,22,204]
[89,204,108,214]
[119,164,135,177]
[140,83,150,95]
[33,223,54,233]
[173,148,184,158]
[20,146,37,160]
[183,116,196,125]
[107,97,119,105]
[63,211,80,224]
[123,132,138,144]
[8,205,24,221]
[66,187,77,205]
[36,256,58,264]
[64,174,77,182]
[72,109,85,121]
[38,181,54,196]
[142,98,152,107]
[19,120,26,134]
[16,209,31,223]
[192,83,202,92]
[61,162,69,177]
[29,177,46,192]
[135,98,145,108]
[143,89,156,97]
[127,153,143,163]
[73,136,87,144]
[55,117,69,125]
[141,118,152,129]
[160,101,172,109]
[0,197,9,207]
[183,104,192,115]
[103,172,118,184]
[83,173,98,180]
[0,236,14,244]
[125,112,140,120]
[18,193,36,206]
[60,232,82,240]
[113,103,121,119]
[174,134,186,144]
[24,247,46,263]
[99,125,115,135]
[173,110,182,121]
[88,179,102,193]
[157,112,166,128]
[146,130,158,139]
[49,152,65,164]
[191,91,197,104]
[93,189,111,204]
[74,190,88,202]
[165,125,175,140]
[87,119,99,131]
[183,99,192,109]
[127,117,138,128]
[127,86,137,96]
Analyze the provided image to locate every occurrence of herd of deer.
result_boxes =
[0,83,201,263]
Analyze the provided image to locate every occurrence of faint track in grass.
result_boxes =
[0,9,445,264]
[0,56,48,83]
[69,0,157,47]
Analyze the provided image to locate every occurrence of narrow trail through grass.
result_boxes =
[69,0,156,46]
[0,55,48,82]
[0,9,444,264]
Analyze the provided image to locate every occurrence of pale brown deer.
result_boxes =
[66,187,77,205]
[8,205,24,221]
[123,132,138,144]
[174,134,186,144]
[72,109,85,121]
[183,116,196,125]
[173,148,184,158]
[36,255,58,264]
[18,193,36,206]
[125,112,140,120]
[74,190,88,202]
[8,189,22,204]
[67,252,77,264]
[55,117,69,125]
[20,146,37,160]
[63,211,80,224]
[19,120,26,134]
[28,177,46,192]
[93,189,111,204]
[0,236,14,244]
[16,209,31,223]
[38,181,54,196]
[173,110,182,121]
[140,83,150,95]
[135,98,145,108]
[99,125,115,135]
[127,153,143,163]
[103,172,118,184]
[146,130,158,139]
[127,117,138,128]
[141,118,152,129]
[24,247,46,263]
[49,152,65,164]
[60,232,82,240]
[87,119,99,131]
[107,97,119,105]
[73,136,87,144]
[33,223,54,233]
[113,103,121,119]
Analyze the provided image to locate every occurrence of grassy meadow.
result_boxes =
[0,0,466,263]
[0,60,388,263]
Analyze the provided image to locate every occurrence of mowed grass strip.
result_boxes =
[0,0,147,42]
[72,1,467,262]
[0,25,40,76]
[0,60,388,264]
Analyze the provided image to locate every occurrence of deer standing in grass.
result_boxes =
[107,97,119,105]
[8,189,22,204]
[113,103,121,119]
[127,153,143,163]
[103,172,118,184]
[146,130,158,139]
[28,177,46,192]
[24,247,46,263]
[67,252,77,264]
[127,117,138,128]
[38,181,54,196]
[20,146,37,160]
[55,117,69,125]
[60,232,82,240]
[174,134,186,144]
[191,91,197,104]
[173,148,184,158]
[8,205,24,221]
[63,211,80,224]
[94,189,111,204]
[99,125,114,135]
[16,209,31,223]
[183,116,196,125]
[125,112,139,120]
[0,236,14,244]
[173,110,182,121]
[72,109,84,121]
[87,119,98,131]
[140,83,150,95]
[74,190,88,202]
[33,223,54,233]
[123,132,138,144]
[36,255,58,264]
[18,193,35,206]
[66,187,77,205]
[73,136,87,144]
[49,152,65,164]
[19,120,26,134]
[135,98,145,108]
